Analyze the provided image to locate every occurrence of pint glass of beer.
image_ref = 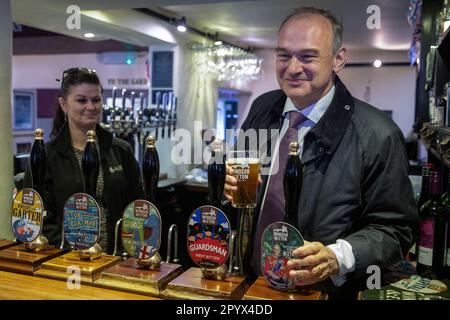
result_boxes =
[227,150,260,208]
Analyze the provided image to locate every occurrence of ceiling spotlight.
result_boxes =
[373,59,382,68]
[84,32,95,38]
[213,32,222,46]
[177,17,187,32]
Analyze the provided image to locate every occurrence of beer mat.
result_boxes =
[121,199,161,259]
[11,188,44,242]
[63,193,100,250]
[360,275,450,300]
[187,205,230,269]
[382,260,417,283]
[261,222,304,291]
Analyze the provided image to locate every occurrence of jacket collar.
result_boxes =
[49,122,113,156]
[303,75,354,160]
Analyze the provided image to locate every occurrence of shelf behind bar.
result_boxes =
[420,124,450,169]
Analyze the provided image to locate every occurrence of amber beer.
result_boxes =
[227,151,260,208]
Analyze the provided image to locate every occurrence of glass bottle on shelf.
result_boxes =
[410,164,433,260]
[417,171,447,279]
[440,172,450,278]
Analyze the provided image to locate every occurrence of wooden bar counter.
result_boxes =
[243,276,327,300]
[162,267,248,300]
[0,270,159,300]
[0,239,17,250]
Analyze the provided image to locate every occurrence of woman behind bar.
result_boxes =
[24,67,144,254]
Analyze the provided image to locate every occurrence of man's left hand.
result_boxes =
[286,241,340,286]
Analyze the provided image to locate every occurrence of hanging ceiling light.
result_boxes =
[191,42,263,81]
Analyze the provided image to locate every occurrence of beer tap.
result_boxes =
[154,92,161,140]
[112,87,120,120]
[169,94,176,137]
[122,89,129,124]
[112,88,123,131]
[141,94,152,128]
[172,96,177,137]
[138,92,145,125]
[112,86,117,111]
[130,91,136,123]
[102,88,113,125]
[167,92,174,138]
[161,92,168,139]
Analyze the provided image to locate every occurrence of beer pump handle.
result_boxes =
[207,139,226,208]
[59,228,65,250]
[81,130,100,199]
[113,218,123,256]
[228,230,237,274]
[142,136,160,203]
[30,128,46,195]
[283,141,302,227]
[166,224,179,264]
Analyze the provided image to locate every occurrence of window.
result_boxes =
[13,91,35,131]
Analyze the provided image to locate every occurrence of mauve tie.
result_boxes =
[251,111,307,274]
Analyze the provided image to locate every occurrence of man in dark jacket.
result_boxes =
[25,123,143,254]
[224,7,418,298]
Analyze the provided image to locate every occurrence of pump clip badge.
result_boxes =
[121,200,161,259]
[261,222,304,291]
[187,205,230,269]
[63,193,100,250]
[11,188,44,242]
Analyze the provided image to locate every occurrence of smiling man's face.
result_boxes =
[276,14,337,108]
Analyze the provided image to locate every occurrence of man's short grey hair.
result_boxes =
[279,7,343,55]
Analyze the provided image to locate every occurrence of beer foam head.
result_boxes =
[227,157,260,165]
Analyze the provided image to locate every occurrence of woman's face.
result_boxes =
[59,83,103,130]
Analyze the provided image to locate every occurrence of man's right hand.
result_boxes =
[224,164,238,202]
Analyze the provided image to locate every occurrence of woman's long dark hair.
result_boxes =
[50,68,103,139]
